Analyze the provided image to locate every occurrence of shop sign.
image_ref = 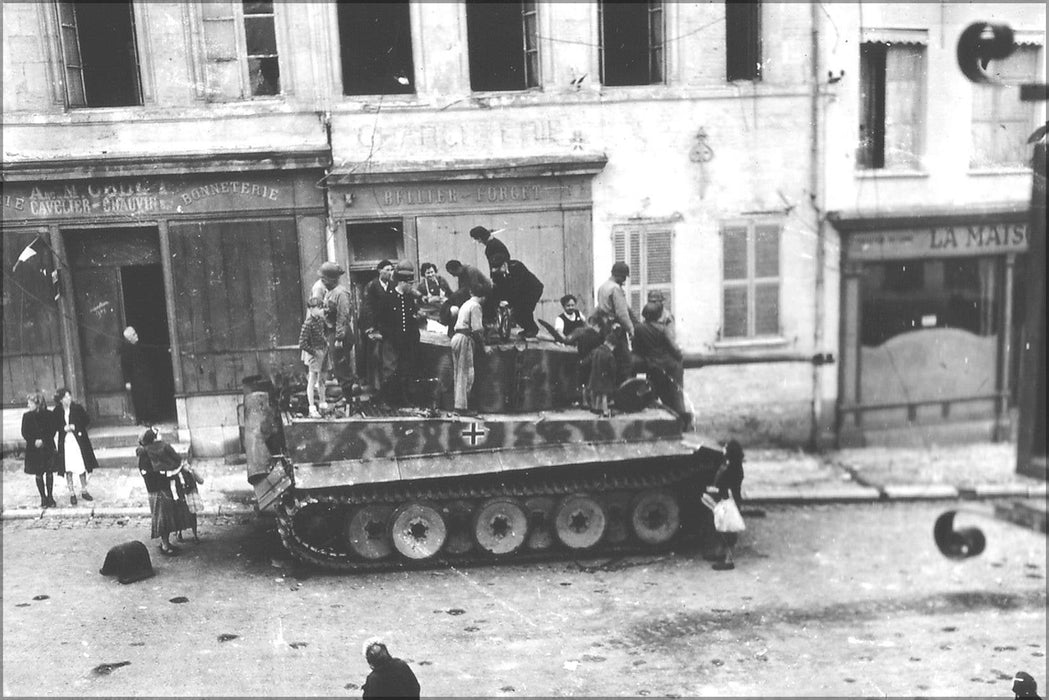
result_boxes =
[337,178,589,216]
[2,175,294,221]
[349,119,561,153]
[848,222,1028,260]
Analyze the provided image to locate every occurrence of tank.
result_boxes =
[244,332,727,572]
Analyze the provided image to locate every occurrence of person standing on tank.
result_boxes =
[597,261,639,385]
[359,259,396,394]
[52,387,97,506]
[318,262,356,400]
[22,390,58,508]
[469,225,510,274]
[490,251,544,339]
[450,282,488,412]
[361,638,419,699]
[375,261,425,406]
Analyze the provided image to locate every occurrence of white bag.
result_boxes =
[713,496,746,533]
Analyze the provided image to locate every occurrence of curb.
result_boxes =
[1,505,256,521]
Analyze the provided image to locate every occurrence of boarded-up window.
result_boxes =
[721,221,780,339]
[858,42,925,170]
[971,45,1041,168]
[2,231,65,404]
[167,219,302,393]
[599,0,665,87]
[612,222,673,318]
[725,0,761,81]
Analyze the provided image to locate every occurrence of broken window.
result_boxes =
[971,45,1041,168]
[721,221,780,339]
[725,0,761,81]
[56,0,142,107]
[338,1,415,96]
[599,0,664,87]
[197,1,282,100]
[858,41,926,170]
[243,0,280,96]
[466,0,539,92]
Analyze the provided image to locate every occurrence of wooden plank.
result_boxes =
[157,221,184,395]
[203,224,232,351]
[563,208,594,315]
[221,222,254,350]
[248,222,277,349]
[271,218,304,346]
[296,214,326,304]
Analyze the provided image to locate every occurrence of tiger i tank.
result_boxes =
[244,331,726,572]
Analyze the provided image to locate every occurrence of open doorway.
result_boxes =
[120,264,176,423]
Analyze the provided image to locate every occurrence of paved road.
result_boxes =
[3,502,1045,697]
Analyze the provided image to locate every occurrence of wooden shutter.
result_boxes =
[201,1,243,101]
[522,0,539,88]
[722,225,748,338]
[56,1,86,107]
[648,0,664,84]
[645,228,673,312]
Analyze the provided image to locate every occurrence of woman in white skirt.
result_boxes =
[52,388,98,506]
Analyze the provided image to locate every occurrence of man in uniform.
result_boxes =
[375,261,424,406]
[596,261,638,384]
[490,252,544,339]
[317,262,355,398]
[359,259,395,394]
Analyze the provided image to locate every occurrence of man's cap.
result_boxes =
[612,261,630,277]
[469,225,492,241]
[319,261,345,278]
[647,290,665,302]
[490,252,509,268]
[394,260,416,281]
[376,259,394,271]
[1013,672,1038,697]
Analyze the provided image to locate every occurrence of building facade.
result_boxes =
[4,2,1039,455]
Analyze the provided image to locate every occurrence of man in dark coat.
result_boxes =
[119,326,158,424]
[362,639,419,699]
[633,301,688,424]
[446,259,495,324]
[375,261,424,406]
[359,259,395,394]
[490,252,544,338]
[469,225,510,274]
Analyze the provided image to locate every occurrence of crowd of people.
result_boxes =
[300,226,689,423]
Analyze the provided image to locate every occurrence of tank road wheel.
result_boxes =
[554,495,607,550]
[600,492,633,544]
[346,505,395,560]
[630,489,680,545]
[441,500,475,555]
[474,498,528,555]
[391,503,447,561]
[524,497,556,551]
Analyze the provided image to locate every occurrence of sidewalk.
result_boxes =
[2,441,1045,521]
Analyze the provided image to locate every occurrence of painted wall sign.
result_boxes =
[1,174,309,222]
[335,178,591,217]
[348,119,562,154]
[847,222,1029,261]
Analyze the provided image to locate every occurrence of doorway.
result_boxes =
[65,227,175,423]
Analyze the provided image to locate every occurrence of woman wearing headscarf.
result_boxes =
[22,390,58,508]
[137,426,182,556]
[52,387,97,506]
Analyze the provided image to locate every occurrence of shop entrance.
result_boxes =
[64,227,176,424]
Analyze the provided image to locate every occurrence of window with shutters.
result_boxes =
[466,0,539,92]
[725,0,762,82]
[599,0,665,87]
[198,1,282,101]
[55,0,142,108]
[971,44,1042,168]
[721,221,780,339]
[338,1,415,96]
[611,222,673,319]
[858,41,926,170]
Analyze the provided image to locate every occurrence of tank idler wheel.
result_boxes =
[524,497,556,551]
[474,498,528,555]
[294,503,345,550]
[631,489,680,545]
[441,500,475,555]
[391,503,447,560]
[346,504,395,560]
[600,492,634,544]
[554,494,607,550]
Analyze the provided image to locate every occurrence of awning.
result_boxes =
[861,27,928,45]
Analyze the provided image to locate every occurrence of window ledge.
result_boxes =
[712,336,790,351]
[968,166,1033,177]
[854,169,929,180]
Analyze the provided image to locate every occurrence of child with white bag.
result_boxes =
[701,440,746,570]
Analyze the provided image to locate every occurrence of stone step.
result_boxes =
[993,500,1048,534]
[2,424,180,455]
[94,443,192,470]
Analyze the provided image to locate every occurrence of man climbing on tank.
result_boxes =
[469,225,510,274]
[444,258,495,325]
[490,251,544,339]
[374,261,425,406]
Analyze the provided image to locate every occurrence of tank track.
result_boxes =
[274,453,716,572]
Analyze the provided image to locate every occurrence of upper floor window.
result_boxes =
[599,0,664,87]
[725,0,762,81]
[612,221,673,318]
[721,221,780,339]
[199,1,282,100]
[466,0,538,92]
[338,1,415,96]
[857,40,926,170]
[56,0,141,107]
[971,44,1042,169]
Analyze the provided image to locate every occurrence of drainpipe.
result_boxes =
[808,2,826,451]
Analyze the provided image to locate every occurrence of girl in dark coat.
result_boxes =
[22,391,58,508]
[53,387,98,506]
[137,427,180,556]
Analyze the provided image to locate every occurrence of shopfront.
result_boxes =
[326,156,607,347]
[833,209,1029,445]
[2,158,326,455]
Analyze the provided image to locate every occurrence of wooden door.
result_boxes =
[71,266,128,420]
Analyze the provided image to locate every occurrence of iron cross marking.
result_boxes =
[461,422,488,447]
